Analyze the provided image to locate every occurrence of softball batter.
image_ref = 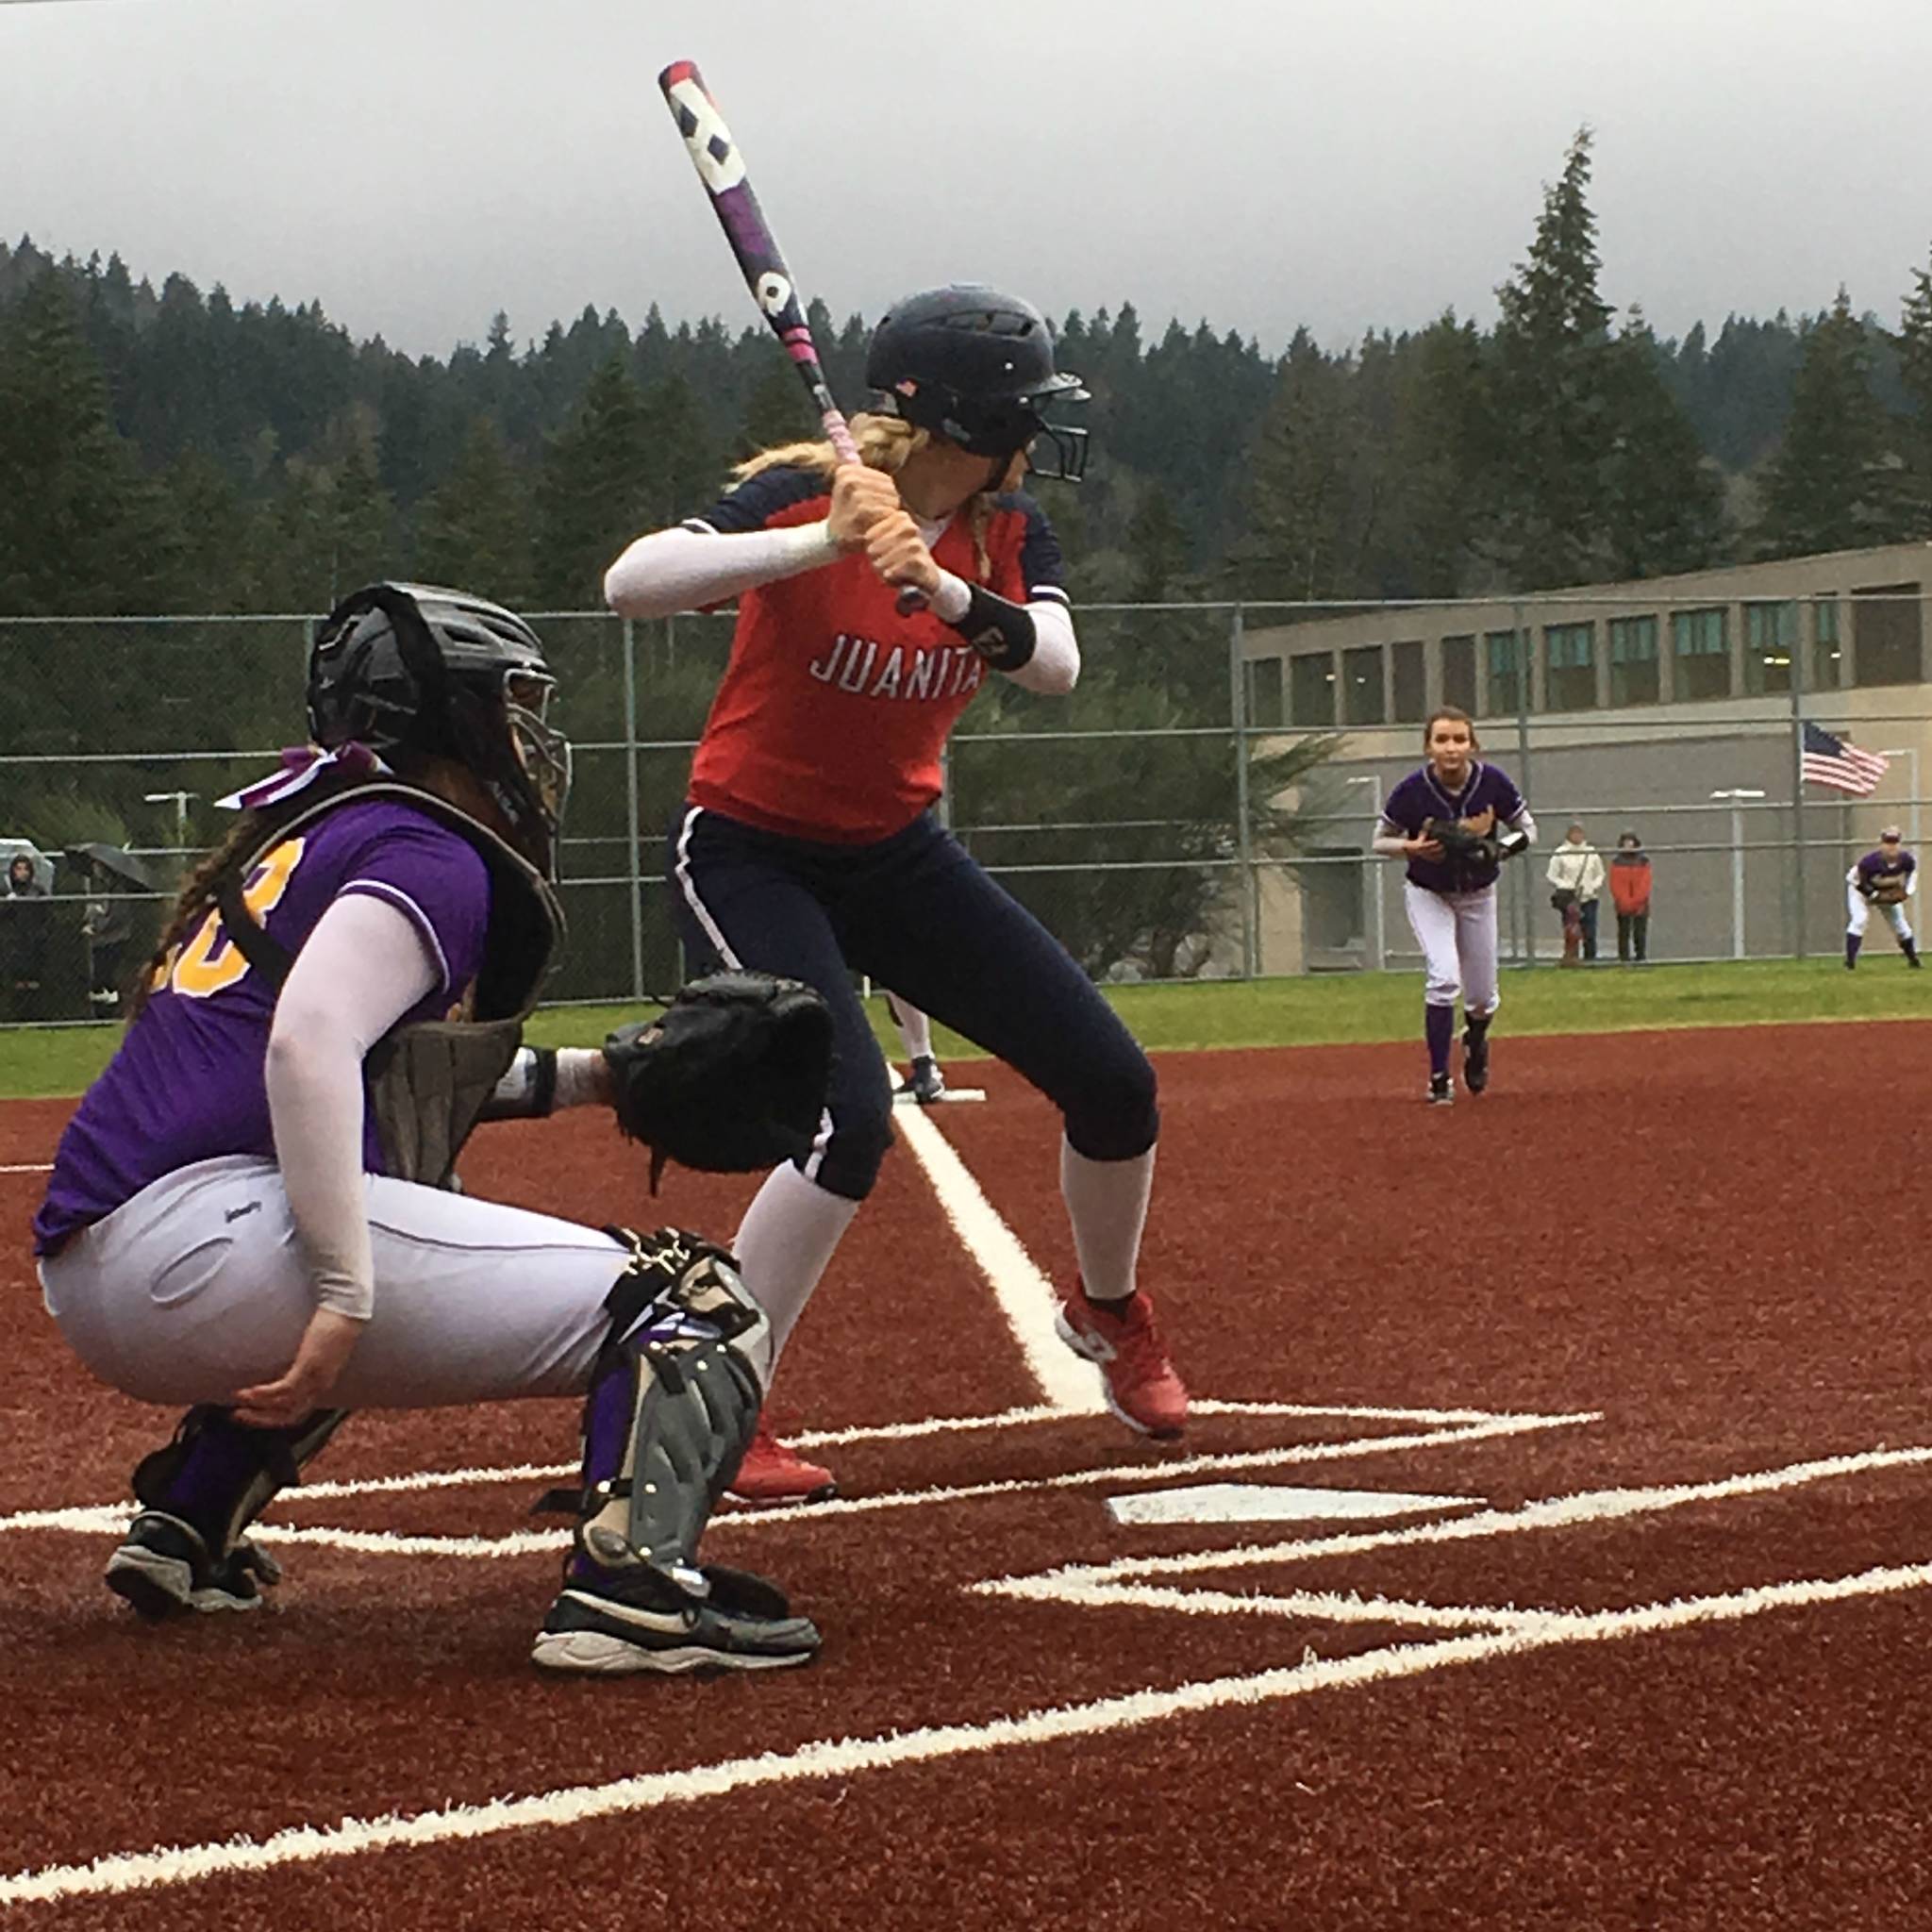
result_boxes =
[1373,707,1536,1103]
[1845,825,1921,969]
[606,283,1188,1497]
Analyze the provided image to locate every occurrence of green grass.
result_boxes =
[3,958,1924,1102]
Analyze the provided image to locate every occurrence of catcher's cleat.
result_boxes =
[726,1417,838,1507]
[1056,1286,1189,1438]
[533,1560,821,1675]
[908,1055,947,1105]
[1426,1073,1455,1106]
[104,1511,284,1620]
[1461,1027,1490,1095]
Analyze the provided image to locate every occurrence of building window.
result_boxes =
[1342,644,1386,725]
[1543,622,1597,711]
[1245,656,1285,729]
[1853,581,1924,688]
[1607,615,1659,707]
[1743,600,1796,695]
[1441,635,1476,714]
[1391,640,1425,723]
[1671,607,1730,701]
[1811,597,1841,691]
[1484,628,1525,717]
[1290,651,1337,726]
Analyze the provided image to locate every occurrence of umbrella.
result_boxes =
[63,843,157,891]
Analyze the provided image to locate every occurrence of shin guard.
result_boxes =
[130,1405,350,1556]
[566,1227,770,1594]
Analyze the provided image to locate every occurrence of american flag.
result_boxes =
[1800,722,1890,795]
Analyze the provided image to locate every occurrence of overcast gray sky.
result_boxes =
[6,0,1930,362]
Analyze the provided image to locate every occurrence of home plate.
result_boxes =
[1108,1484,1478,1526]
[891,1088,987,1105]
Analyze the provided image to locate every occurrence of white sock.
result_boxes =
[886,991,933,1061]
[731,1161,861,1367]
[1059,1139,1155,1304]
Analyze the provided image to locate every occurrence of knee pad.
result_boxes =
[559,1227,770,1594]
[130,1405,349,1556]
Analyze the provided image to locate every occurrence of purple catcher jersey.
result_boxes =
[1381,761,1527,894]
[34,797,491,1253]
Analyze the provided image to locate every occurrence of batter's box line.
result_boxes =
[973,1440,1932,1601]
[9,1553,1932,1911]
[0,1409,1599,1552]
[0,1400,1594,1540]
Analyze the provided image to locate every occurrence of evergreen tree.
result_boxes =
[0,271,175,614]
[1897,245,1932,535]
[1483,126,1616,588]
[1599,311,1725,578]
[734,348,814,458]
[1757,291,1907,558]
[412,415,532,605]
[534,351,658,607]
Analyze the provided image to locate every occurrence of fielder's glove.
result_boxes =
[604,971,835,1188]
[1872,881,1910,905]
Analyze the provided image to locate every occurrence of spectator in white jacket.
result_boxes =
[1547,823,1606,963]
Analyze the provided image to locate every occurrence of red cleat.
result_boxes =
[1055,1286,1190,1439]
[727,1416,837,1507]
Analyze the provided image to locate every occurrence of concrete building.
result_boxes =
[1240,542,1932,972]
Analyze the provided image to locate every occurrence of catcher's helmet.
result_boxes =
[307,582,572,879]
[866,284,1090,481]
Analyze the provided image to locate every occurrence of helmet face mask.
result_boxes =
[868,285,1091,482]
[306,583,572,880]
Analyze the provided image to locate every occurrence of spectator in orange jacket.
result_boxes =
[1609,829,1652,963]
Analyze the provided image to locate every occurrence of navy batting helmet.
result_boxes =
[307,582,572,879]
[866,284,1090,481]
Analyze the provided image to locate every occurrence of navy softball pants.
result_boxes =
[667,805,1158,1201]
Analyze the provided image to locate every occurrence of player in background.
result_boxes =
[885,989,946,1102]
[33,584,817,1674]
[1845,824,1921,969]
[1373,708,1536,1104]
[605,283,1188,1502]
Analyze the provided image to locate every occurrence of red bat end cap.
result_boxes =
[658,58,701,91]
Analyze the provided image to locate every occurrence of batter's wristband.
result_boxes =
[948,583,1037,672]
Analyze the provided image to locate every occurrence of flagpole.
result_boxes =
[1790,637,1807,958]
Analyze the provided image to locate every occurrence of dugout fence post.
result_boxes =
[1229,602,1256,978]
[621,617,645,1002]
[1790,632,1807,959]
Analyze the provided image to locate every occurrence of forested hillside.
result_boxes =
[3,128,1930,625]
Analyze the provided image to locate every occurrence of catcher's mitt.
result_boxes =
[605,971,835,1188]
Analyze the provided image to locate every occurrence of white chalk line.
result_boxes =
[0,1409,1592,1552]
[8,1549,1930,1908]
[0,1161,52,1174]
[975,1441,1932,1596]
[891,1099,1102,1414]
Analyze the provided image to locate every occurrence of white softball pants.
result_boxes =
[1845,884,1913,942]
[39,1156,632,1409]
[1403,879,1501,1014]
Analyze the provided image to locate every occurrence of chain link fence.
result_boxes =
[1,592,1926,1024]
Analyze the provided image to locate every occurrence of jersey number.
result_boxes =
[162,839,306,1000]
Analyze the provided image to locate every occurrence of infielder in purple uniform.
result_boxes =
[34,583,818,1675]
[1845,825,1921,969]
[1373,707,1537,1104]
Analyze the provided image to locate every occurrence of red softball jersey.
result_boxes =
[681,464,1067,843]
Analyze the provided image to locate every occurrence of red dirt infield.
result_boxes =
[5,1022,1932,1929]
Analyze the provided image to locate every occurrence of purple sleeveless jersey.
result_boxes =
[34,798,490,1253]
[1856,848,1915,890]
[1381,761,1526,894]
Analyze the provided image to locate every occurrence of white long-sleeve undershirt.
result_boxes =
[264,892,441,1324]
[602,521,1080,695]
